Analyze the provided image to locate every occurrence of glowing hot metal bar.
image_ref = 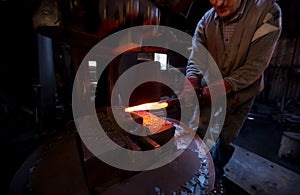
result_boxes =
[125,102,168,112]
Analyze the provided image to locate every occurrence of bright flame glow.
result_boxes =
[125,102,168,112]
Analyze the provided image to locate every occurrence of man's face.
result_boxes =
[210,0,241,18]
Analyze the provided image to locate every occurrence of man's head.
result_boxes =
[210,0,242,18]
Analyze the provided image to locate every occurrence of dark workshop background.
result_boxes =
[0,0,300,194]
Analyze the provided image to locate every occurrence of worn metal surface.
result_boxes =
[225,145,300,195]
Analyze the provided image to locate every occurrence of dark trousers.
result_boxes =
[197,97,255,182]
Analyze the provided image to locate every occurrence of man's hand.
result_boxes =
[200,79,232,105]
[186,77,201,91]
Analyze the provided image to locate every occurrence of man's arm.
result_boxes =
[186,12,209,79]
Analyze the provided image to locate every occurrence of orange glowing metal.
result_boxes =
[125,102,168,112]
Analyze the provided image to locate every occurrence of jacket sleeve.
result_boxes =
[225,3,282,92]
[186,13,209,79]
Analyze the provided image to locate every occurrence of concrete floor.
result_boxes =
[2,101,300,195]
[234,105,300,175]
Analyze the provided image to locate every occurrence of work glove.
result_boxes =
[200,79,232,105]
[158,77,201,108]
[186,77,201,92]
